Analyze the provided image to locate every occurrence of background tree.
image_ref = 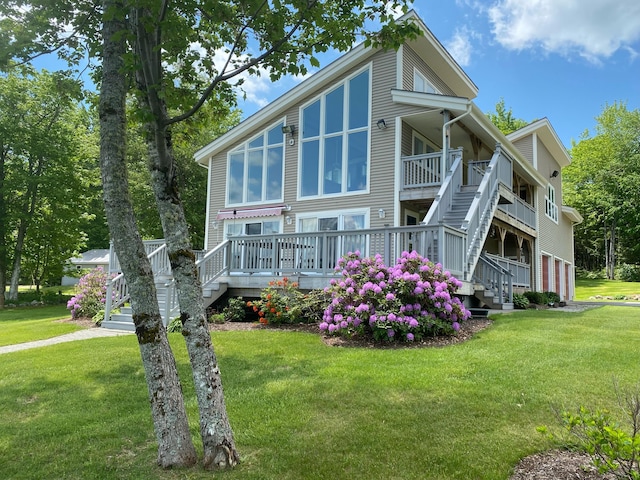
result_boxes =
[0,68,90,304]
[487,98,530,135]
[564,102,640,277]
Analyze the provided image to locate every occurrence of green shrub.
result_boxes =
[541,381,640,480]
[222,297,246,322]
[299,288,332,324]
[247,277,303,325]
[208,313,225,324]
[576,268,607,280]
[544,291,561,304]
[524,291,548,305]
[167,317,182,333]
[512,293,530,309]
[617,264,640,283]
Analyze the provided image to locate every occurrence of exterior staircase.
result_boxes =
[101,243,229,332]
[424,144,515,309]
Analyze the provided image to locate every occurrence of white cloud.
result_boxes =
[488,0,640,62]
[445,27,477,66]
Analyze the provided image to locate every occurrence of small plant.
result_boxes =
[247,277,303,325]
[539,380,640,480]
[222,297,246,323]
[320,250,470,342]
[524,291,549,306]
[300,288,333,324]
[167,317,182,333]
[66,267,115,319]
[208,313,225,324]
[544,291,561,305]
[512,293,530,309]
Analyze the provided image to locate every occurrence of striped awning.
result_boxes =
[216,204,287,220]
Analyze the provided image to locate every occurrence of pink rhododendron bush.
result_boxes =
[320,251,471,342]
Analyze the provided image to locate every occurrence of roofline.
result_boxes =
[468,104,548,188]
[194,42,375,164]
[562,205,583,224]
[195,9,478,164]
[508,118,572,168]
[405,11,478,97]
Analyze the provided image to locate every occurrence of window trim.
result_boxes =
[297,64,372,200]
[545,183,558,223]
[413,68,440,94]
[295,208,370,231]
[225,118,286,207]
[411,130,438,155]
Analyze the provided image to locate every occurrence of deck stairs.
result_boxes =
[101,245,229,331]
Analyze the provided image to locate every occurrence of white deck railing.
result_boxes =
[485,253,531,288]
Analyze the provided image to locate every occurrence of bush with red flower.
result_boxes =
[247,277,303,325]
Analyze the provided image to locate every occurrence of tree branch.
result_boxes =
[166,1,319,126]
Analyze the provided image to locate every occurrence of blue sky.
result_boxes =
[29,1,640,149]
[235,0,640,148]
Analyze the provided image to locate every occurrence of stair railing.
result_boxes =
[422,148,464,226]
[461,144,513,277]
[103,242,175,325]
[475,253,513,304]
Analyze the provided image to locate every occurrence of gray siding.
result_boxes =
[206,47,404,247]
[512,136,534,166]
[403,45,455,95]
[535,137,574,297]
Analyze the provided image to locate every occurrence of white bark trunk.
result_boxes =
[99,0,196,468]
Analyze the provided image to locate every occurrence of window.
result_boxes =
[300,68,370,198]
[227,122,284,205]
[412,131,436,155]
[413,69,439,94]
[298,210,368,268]
[545,184,558,222]
[225,219,281,239]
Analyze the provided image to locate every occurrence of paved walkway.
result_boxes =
[0,328,133,355]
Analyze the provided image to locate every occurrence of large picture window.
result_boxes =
[300,68,370,198]
[227,121,284,205]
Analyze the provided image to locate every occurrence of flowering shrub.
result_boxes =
[66,267,113,320]
[319,251,471,342]
[247,277,303,325]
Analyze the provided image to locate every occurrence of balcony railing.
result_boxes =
[485,253,530,288]
[497,195,537,230]
[226,224,467,279]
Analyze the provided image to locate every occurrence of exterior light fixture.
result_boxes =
[550,170,559,178]
[285,215,293,225]
[378,208,386,218]
[376,119,387,130]
[281,125,296,135]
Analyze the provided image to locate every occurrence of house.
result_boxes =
[102,10,582,330]
[62,249,110,286]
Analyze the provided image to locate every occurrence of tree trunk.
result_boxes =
[0,148,6,309]
[99,0,197,468]
[147,125,240,469]
[130,7,239,469]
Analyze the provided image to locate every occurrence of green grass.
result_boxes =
[1,306,639,479]
[575,278,640,300]
[0,305,82,346]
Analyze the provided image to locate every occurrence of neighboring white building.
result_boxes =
[62,249,110,286]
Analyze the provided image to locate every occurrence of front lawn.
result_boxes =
[575,278,640,300]
[0,305,81,346]
[0,306,638,479]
